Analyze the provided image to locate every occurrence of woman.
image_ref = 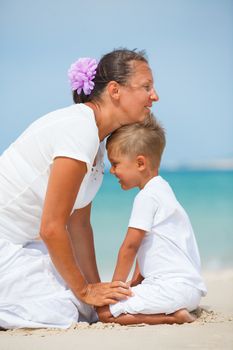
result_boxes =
[0,49,159,328]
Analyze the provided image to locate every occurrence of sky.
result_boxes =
[1,0,233,168]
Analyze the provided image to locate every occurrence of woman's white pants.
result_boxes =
[0,238,97,329]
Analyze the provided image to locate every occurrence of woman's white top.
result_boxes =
[0,104,104,244]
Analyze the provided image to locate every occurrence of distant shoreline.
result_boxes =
[160,167,233,173]
[105,160,233,172]
[161,158,233,171]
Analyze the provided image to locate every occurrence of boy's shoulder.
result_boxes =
[133,176,164,206]
[137,175,176,206]
[141,176,170,195]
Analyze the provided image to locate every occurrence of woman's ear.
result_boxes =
[107,81,120,100]
[136,155,147,171]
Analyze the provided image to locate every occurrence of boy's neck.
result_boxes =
[139,169,159,190]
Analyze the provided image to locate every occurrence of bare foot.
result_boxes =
[173,309,197,324]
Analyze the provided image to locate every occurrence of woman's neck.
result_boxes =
[85,101,122,141]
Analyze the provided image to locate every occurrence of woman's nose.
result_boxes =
[150,88,159,102]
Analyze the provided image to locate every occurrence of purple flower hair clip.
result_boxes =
[68,57,98,95]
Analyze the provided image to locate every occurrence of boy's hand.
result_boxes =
[128,274,144,287]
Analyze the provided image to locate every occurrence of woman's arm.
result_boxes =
[67,204,100,284]
[40,157,131,306]
[112,227,145,282]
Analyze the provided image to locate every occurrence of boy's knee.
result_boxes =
[96,305,113,323]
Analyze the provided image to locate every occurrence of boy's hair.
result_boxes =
[106,114,166,169]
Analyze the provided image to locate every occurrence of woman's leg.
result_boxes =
[0,238,95,329]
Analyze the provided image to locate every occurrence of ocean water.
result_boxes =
[91,170,233,280]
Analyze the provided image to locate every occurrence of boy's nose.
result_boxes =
[150,88,159,102]
[110,166,114,174]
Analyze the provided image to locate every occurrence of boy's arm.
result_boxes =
[130,259,144,287]
[112,227,145,282]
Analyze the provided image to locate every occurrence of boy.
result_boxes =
[97,115,207,325]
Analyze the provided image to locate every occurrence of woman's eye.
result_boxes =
[143,85,151,92]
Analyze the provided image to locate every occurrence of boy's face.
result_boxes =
[108,151,142,190]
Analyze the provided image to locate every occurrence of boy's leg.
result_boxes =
[97,306,196,325]
[97,280,201,325]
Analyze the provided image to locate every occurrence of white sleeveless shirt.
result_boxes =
[0,104,104,244]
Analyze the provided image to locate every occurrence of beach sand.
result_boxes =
[1,270,233,350]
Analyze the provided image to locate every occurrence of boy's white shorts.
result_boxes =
[110,277,202,317]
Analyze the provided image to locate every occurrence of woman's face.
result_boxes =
[118,61,159,124]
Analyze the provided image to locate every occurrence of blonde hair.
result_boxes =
[106,114,166,168]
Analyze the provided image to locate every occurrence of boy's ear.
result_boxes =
[107,81,120,100]
[136,155,147,170]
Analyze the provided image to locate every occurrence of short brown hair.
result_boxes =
[106,114,166,169]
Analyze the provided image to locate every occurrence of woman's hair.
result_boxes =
[106,114,166,169]
[73,48,148,104]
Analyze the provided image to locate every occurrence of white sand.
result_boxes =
[1,269,233,350]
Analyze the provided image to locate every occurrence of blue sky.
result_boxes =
[1,0,233,168]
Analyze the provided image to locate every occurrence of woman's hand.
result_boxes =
[79,281,133,306]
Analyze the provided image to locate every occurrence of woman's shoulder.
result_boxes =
[41,103,95,123]
[25,103,96,135]
[11,104,98,155]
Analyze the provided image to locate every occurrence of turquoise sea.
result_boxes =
[92,170,233,280]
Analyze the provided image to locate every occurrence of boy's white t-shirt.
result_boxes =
[0,104,104,244]
[129,176,207,295]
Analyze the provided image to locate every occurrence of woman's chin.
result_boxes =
[139,109,150,121]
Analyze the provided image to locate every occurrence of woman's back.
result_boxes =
[0,104,100,244]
